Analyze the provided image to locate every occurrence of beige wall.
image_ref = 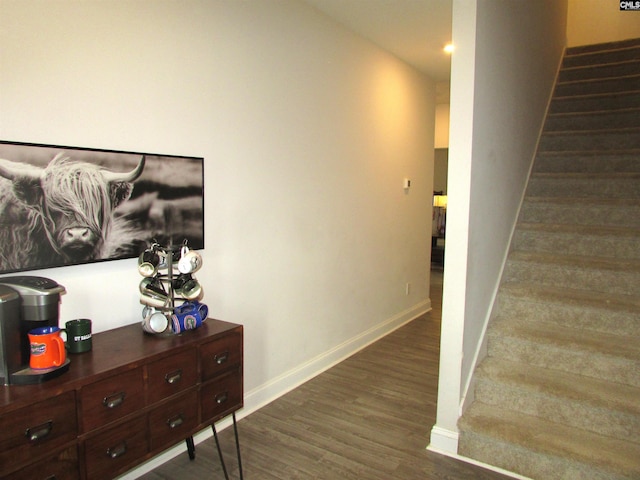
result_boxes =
[567,0,640,46]
[435,103,450,148]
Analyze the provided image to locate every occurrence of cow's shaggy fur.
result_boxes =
[0,154,144,272]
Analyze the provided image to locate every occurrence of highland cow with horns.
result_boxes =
[0,153,145,271]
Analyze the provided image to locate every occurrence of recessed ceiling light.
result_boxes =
[444,43,455,54]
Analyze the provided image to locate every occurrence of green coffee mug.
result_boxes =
[65,318,92,354]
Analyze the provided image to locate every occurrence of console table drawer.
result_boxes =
[80,367,145,432]
[149,389,199,451]
[201,368,243,423]
[147,348,198,404]
[83,414,148,479]
[4,445,79,480]
[201,333,242,381]
[0,391,77,476]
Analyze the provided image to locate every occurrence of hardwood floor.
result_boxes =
[140,269,511,479]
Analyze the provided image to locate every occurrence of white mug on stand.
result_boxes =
[141,306,169,334]
[178,246,202,274]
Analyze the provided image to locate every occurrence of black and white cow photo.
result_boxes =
[0,141,204,274]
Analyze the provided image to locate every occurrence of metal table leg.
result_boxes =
[186,436,196,460]
[212,413,243,480]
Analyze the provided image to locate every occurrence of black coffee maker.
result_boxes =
[0,276,67,385]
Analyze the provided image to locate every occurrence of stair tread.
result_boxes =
[542,126,640,136]
[547,106,640,118]
[557,72,640,85]
[565,38,640,56]
[561,58,640,73]
[499,281,640,313]
[537,148,638,156]
[477,358,640,416]
[532,171,640,178]
[509,250,640,272]
[524,196,640,206]
[460,402,640,477]
[534,151,640,160]
[491,316,640,360]
[517,221,640,237]
[553,88,640,102]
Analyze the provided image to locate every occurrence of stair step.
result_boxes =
[487,318,640,386]
[532,152,640,174]
[554,74,640,97]
[504,251,640,296]
[566,38,640,56]
[520,197,640,227]
[458,403,640,480]
[550,90,640,113]
[474,358,640,443]
[559,59,640,83]
[539,128,640,152]
[496,282,640,337]
[527,171,640,198]
[562,43,640,68]
[544,108,640,131]
[513,222,640,259]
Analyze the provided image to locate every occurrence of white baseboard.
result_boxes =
[118,299,431,479]
[427,445,534,480]
[427,425,459,455]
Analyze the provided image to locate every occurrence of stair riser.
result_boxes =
[562,47,640,68]
[527,176,640,198]
[504,260,640,296]
[496,295,640,337]
[550,92,640,113]
[554,75,640,97]
[544,109,640,131]
[533,153,640,174]
[458,430,624,480]
[520,202,640,227]
[487,332,640,387]
[539,131,640,152]
[559,61,640,82]
[513,229,640,259]
[474,378,639,444]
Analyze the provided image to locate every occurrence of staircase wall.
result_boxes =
[430,0,567,454]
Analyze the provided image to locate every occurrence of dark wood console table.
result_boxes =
[0,319,243,479]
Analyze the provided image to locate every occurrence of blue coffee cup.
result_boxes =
[171,301,208,333]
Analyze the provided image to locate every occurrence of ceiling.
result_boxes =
[303,0,453,100]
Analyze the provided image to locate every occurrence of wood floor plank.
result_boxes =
[138,270,512,479]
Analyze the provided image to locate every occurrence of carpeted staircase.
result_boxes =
[457,38,640,480]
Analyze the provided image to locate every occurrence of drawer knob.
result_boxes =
[166,413,185,429]
[107,441,127,459]
[215,391,229,404]
[214,351,229,365]
[102,392,126,409]
[165,369,183,385]
[25,420,53,442]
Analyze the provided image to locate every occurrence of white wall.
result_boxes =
[567,0,640,46]
[429,0,567,455]
[0,0,434,457]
